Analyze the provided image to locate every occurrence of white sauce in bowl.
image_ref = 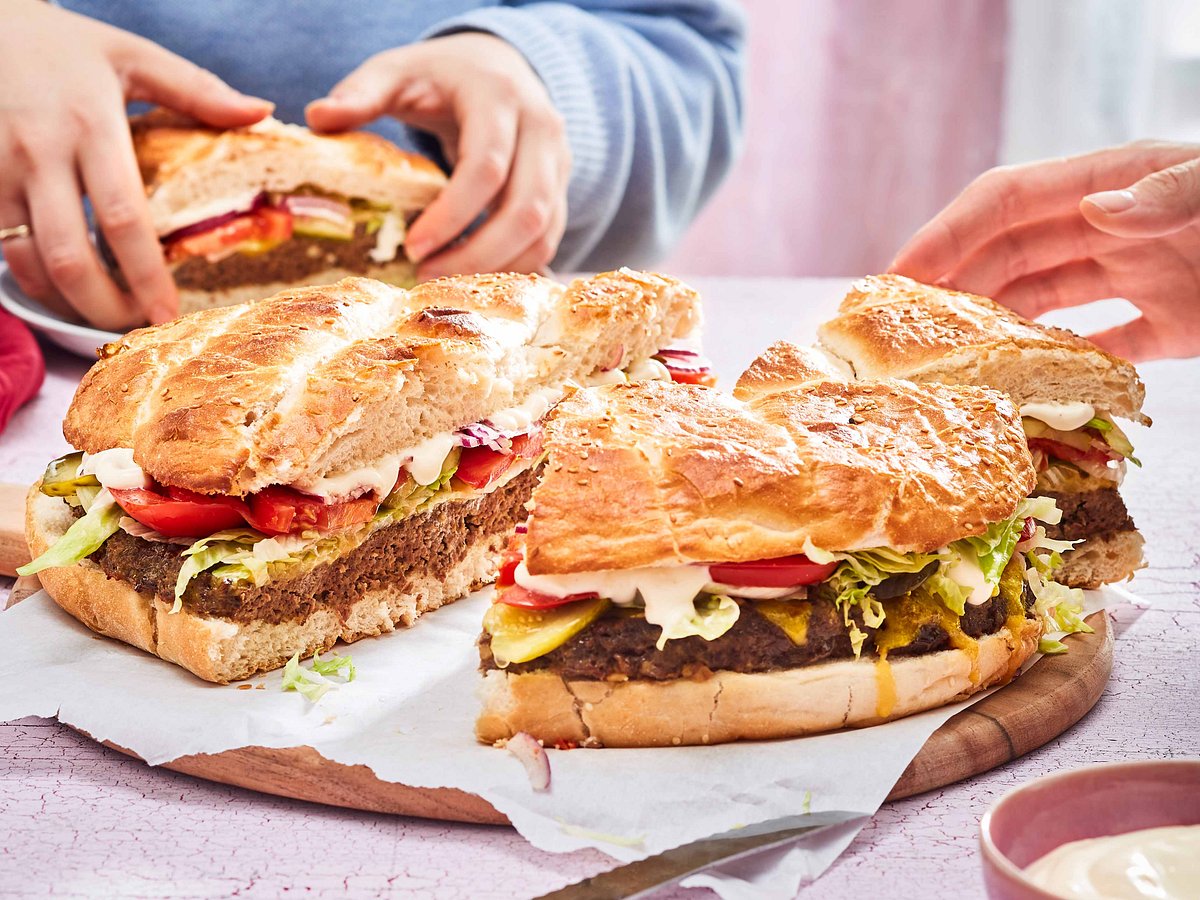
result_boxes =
[1024,825,1200,899]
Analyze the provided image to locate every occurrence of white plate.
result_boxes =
[0,265,121,358]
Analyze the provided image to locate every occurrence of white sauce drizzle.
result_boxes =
[514,561,713,634]
[369,211,406,264]
[79,448,152,491]
[1020,401,1096,432]
[948,552,993,605]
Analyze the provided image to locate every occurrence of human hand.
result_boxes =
[0,2,271,330]
[890,141,1200,361]
[306,32,570,280]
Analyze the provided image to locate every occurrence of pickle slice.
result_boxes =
[484,597,610,666]
[40,451,99,497]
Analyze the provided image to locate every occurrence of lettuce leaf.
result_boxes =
[655,594,740,650]
[1025,556,1093,644]
[804,541,943,655]
[311,651,356,681]
[281,650,356,703]
[281,652,331,703]
[17,496,121,576]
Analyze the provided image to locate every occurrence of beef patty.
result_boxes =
[87,469,537,625]
[1039,488,1135,541]
[169,223,409,290]
[482,579,1035,682]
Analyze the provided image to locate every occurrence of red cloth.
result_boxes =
[0,308,45,435]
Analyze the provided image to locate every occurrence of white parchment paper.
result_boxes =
[0,586,1117,898]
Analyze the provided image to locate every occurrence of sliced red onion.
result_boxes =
[600,343,625,372]
[506,731,550,791]
[655,346,701,359]
[118,516,192,545]
[456,420,536,453]
[282,195,353,225]
[514,522,529,534]
[657,357,712,374]
[160,192,270,243]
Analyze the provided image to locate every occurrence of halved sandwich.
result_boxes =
[117,111,447,315]
[818,275,1148,588]
[476,342,1085,748]
[20,269,703,683]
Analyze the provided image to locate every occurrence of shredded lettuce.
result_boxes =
[804,541,943,655]
[655,594,740,650]
[1038,638,1069,655]
[18,496,122,576]
[1087,416,1141,467]
[281,652,332,702]
[1025,555,1093,646]
[804,496,1074,655]
[311,650,356,681]
[281,650,356,703]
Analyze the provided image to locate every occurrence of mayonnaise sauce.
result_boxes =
[79,448,152,491]
[1024,825,1200,899]
[947,552,992,605]
[1019,401,1096,432]
[368,210,406,264]
[514,561,713,636]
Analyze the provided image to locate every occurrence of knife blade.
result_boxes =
[536,812,863,900]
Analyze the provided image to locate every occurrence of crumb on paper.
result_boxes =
[237,684,253,691]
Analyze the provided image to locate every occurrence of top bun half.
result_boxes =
[131,110,447,235]
[524,340,1035,574]
[63,269,701,496]
[817,275,1148,424]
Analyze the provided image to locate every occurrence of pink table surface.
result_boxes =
[1,277,1197,899]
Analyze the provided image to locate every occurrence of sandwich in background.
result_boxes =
[818,275,1147,589]
[115,111,447,315]
[20,269,705,683]
[476,342,1086,748]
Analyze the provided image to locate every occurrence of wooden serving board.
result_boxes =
[88,612,1110,825]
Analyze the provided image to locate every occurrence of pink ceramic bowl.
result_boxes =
[980,759,1200,899]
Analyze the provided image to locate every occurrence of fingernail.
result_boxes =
[1085,189,1137,214]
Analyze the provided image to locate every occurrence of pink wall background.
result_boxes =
[663,0,1008,276]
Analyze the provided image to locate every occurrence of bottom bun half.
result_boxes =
[476,617,1042,748]
[27,487,500,683]
[1055,530,1145,589]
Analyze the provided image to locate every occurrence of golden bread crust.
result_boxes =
[131,110,445,231]
[818,275,1148,424]
[525,358,1035,574]
[476,616,1042,747]
[62,270,701,495]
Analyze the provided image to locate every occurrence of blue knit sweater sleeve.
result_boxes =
[422,2,747,270]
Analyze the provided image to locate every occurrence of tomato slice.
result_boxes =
[497,548,524,587]
[110,488,247,538]
[708,554,838,588]
[497,584,600,609]
[245,486,376,536]
[165,208,294,262]
[455,430,544,491]
[667,368,717,387]
[1027,438,1116,468]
